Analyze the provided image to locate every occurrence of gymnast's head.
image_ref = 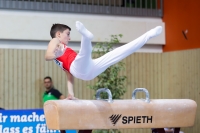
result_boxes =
[50,24,71,44]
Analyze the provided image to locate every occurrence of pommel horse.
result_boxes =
[43,88,197,133]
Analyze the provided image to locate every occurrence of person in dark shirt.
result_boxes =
[42,76,92,133]
[42,76,66,133]
[43,76,65,103]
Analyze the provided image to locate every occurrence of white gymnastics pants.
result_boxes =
[70,26,162,81]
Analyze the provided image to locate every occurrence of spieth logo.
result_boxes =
[109,114,122,126]
[109,114,153,126]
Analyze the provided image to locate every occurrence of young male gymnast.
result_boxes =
[45,21,162,99]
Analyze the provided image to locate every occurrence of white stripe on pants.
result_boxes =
[70,27,161,81]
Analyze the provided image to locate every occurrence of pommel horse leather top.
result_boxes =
[43,88,197,130]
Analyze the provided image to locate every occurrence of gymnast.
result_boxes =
[45,21,162,99]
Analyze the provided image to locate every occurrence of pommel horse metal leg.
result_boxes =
[60,130,92,133]
[174,128,181,133]
[152,128,180,133]
[152,128,165,133]
[78,130,92,133]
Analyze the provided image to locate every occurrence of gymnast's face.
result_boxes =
[57,29,71,45]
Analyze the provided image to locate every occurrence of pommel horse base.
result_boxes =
[44,88,197,133]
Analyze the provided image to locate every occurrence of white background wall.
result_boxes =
[0,9,165,52]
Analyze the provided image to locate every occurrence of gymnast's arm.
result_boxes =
[66,71,75,98]
[45,38,61,61]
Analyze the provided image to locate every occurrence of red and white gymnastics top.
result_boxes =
[53,44,77,72]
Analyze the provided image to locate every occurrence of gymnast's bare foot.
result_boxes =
[76,21,94,40]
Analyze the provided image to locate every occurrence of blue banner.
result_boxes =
[0,109,76,133]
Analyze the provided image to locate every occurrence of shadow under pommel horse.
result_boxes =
[43,88,197,133]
